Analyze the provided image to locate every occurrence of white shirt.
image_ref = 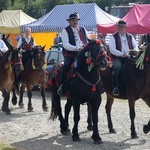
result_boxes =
[0,39,8,53]
[61,26,90,51]
[109,33,139,57]
[17,36,36,48]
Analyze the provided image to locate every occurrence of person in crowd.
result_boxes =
[109,20,139,96]
[53,33,62,47]
[0,38,8,56]
[57,12,90,95]
[17,27,36,66]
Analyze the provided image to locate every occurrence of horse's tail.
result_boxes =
[49,77,61,121]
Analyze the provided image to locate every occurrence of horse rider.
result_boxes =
[17,27,36,66]
[57,12,90,95]
[109,20,139,96]
[0,37,8,57]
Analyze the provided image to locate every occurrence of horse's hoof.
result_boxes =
[12,99,17,105]
[72,137,81,142]
[61,129,71,136]
[43,106,49,112]
[28,108,33,112]
[109,128,116,133]
[2,107,11,115]
[1,106,6,112]
[19,103,24,108]
[131,133,138,139]
[94,139,103,144]
[143,125,150,134]
[87,125,93,131]
[6,111,11,115]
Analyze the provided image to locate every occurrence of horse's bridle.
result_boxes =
[33,49,46,74]
[8,51,23,69]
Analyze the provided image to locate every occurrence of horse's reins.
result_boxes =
[76,72,101,89]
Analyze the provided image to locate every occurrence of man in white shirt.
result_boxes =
[0,39,8,55]
[57,12,90,95]
[109,20,138,96]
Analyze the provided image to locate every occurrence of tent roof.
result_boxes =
[98,4,150,34]
[0,10,36,34]
[22,3,119,32]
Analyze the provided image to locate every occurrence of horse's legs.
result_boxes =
[128,98,138,139]
[143,120,150,134]
[19,84,25,108]
[72,101,81,141]
[87,102,93,130]
[50,84,70,135]
[11,88,17,105]
[40,84,48,111]
[64,98,72,128]
[105,94,116,133]
[2,90,11,115]
[91,97,102,144]
[27,86,33,112]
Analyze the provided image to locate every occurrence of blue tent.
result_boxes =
[22,3,119,32]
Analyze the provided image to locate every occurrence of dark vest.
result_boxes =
[112,32,133,58]
[21,36,34,50]
[62,25,87,57]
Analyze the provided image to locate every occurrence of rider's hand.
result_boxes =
[123,53,129,57]
[78,47,83,52]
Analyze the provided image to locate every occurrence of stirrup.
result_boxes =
[57,84,64,96]
[112,87,120,96]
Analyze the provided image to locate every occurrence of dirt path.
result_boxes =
[0,91,149,150]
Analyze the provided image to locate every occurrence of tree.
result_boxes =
[0,0,11,12]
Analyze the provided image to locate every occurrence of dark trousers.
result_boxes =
[112,58,126,89]
[22,51,32,67]
[60,56,74,84]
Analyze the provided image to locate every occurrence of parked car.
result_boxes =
[45,46,64,90]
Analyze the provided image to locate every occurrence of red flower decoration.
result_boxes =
[86,57,92,64]
[71,63,74,68]
[48,79,53,85]
[145,56,149,61]
[91,85,96,92]
[72,73,76,78]
[9,61,13,64]
[96,40,102,45]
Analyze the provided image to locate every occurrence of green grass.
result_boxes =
[0,143,17,150]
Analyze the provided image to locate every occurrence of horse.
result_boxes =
[1,33,11,49]
[94,43,150,138]
[0,46,23,114]
[49,39,110,144]
[16,46,48,112]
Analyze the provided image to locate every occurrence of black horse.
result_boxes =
[50,39,109,144]
[94,43,150,138]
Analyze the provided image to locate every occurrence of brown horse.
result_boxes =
[99,44,150,138]
[17,46,48,112]
[0,46,23,114]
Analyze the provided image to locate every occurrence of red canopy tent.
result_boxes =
[97,4,150,34]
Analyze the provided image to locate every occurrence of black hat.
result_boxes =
[116,20,127,26]
[66,12,80,21]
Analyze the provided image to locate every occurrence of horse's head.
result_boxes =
[31,45,46,74]
[7,46,23,74]
[2,34,12,49]
[84,39,110,70]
